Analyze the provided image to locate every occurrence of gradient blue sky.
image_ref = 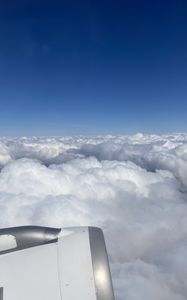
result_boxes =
[0,0,187,135]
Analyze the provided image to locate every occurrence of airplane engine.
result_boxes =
[0,226,115,300]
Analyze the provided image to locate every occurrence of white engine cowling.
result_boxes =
[0,226,115,300]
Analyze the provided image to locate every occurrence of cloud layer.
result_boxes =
[0,133,187,300]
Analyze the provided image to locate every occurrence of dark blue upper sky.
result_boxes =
[0,0,187,135]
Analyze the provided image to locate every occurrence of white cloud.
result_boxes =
[0,142,12,167]
[0,134,187,299]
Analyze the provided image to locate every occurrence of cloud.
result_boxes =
[0,134,187,299]
[0,142,12,167]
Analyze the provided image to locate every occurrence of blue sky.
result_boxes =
[0,0,187,135]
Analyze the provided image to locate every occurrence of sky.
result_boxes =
[0,0,187,135]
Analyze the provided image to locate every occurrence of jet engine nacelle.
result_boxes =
[0,226,115,300]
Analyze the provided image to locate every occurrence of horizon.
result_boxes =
[0,131,187,139]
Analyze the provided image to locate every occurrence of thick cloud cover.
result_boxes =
[0,133,187,299]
